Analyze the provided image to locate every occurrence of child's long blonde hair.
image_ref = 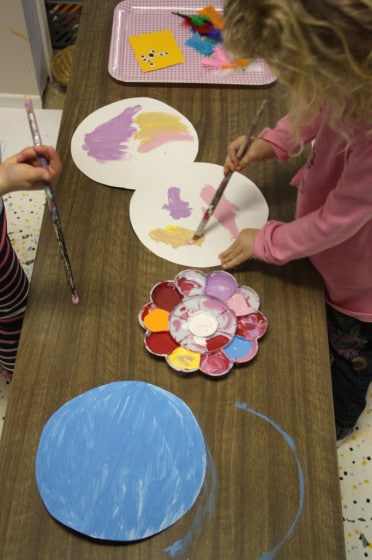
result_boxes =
[223,0,372,137]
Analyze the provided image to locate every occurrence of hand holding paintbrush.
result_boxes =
[189,99,268,243]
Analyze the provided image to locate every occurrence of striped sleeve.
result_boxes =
[0,203,29,374]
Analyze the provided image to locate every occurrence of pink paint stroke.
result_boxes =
[200,184,240,239]
[137,131,194,153]
[82,105,141,163]
[162,187,192,219]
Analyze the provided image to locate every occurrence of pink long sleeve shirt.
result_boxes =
[255,114,372,322]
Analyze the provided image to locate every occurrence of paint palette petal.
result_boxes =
[140,269,268,377]
[166,346,201,372]
[237,285,260,311]
[227,293,252,317]
[223,335,258,363]
[71,97,199,189]
[205,270,238,301]
[174,268,206,297]
[200,350,233,376]
[236,311,268,340]
[150,280,183,311]
[145,330,179,356]
[35,381,206,541]
[129,162,269,268]
[143,308,170,331]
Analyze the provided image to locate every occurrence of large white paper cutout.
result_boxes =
[129,162,269,267]
[70,97,199,189]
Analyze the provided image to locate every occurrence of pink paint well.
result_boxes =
[200,351,232,376]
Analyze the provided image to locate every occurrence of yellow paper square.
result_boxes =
[129,30,185,72]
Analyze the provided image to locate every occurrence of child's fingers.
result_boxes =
[17,145,53,162]
[16,147,39,164]
[219,243,239,269]
[17,146,61,181]
[224,136,247,174]
[228,136,246,164]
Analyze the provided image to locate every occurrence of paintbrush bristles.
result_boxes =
[24,96,33,112]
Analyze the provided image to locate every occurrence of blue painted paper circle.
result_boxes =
[35,381,207,541]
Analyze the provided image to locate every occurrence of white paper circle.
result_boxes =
[129,162,269,267]
[71,97,199,189]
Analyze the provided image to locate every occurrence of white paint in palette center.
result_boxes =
[187,311,219,337]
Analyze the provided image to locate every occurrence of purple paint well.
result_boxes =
[82,105,141,163]
[205,271,237,301]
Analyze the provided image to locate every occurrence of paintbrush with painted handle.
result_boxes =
[24,96,79,304]
[190,99,268,242]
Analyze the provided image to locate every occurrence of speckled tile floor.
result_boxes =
[0,79,372,560]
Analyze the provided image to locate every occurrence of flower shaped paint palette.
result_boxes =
[139,269,267,377]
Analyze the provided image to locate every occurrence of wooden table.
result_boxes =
[0,1,346,558]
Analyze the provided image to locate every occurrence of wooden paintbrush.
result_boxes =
[190,99,268,243]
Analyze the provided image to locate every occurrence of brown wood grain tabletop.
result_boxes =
[0,1,345,559]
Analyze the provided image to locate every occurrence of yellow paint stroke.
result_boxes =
[134,112,192,151]
[135,112,190,133]
[9,28,29,42]
[149,226,205,248]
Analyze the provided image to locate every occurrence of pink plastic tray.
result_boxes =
[108,0,277,85]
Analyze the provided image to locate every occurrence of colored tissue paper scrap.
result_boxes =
[173,5,251,71]
[129,30,185,72]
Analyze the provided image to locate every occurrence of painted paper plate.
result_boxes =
[70,97,199,189]
[139,269,268,376]
[35,381,206,541]
[129,162,269,267]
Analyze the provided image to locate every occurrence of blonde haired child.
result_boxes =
[219,0,372,440]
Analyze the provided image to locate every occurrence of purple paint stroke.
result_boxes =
[82,104,141,163]
[162,187,192,219]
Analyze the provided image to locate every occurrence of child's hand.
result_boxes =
[224,136,276,175]
[219,228,259,269]
[0,145,62,196]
